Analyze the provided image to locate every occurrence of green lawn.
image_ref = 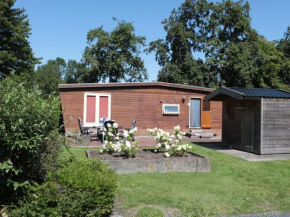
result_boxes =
[60,146,100,160]
[60,145,290,216]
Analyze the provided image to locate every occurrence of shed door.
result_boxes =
[241,108,254,149]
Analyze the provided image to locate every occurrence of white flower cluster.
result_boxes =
[100,140,122,153]
[123,127,137,140]
[148,125,191,157]
[147,128,171,152]
[100,123,138,158]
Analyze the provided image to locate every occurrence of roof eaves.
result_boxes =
[58,82,214,92]
[204,87,244,101]
[278,89,290,95]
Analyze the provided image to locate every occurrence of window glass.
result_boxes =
[163,104,180,114]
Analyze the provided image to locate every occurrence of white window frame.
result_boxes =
[83,93,111,127]
[162,104,180,115]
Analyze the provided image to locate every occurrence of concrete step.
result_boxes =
[190,129,203,133]
[185,132,216,138]
[199,133,216,138]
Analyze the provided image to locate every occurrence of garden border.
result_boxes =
[86,150,211,174]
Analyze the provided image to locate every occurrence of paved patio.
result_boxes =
[194,143,290,162]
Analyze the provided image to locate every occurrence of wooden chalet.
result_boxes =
[205,87,290,154]
[58,82,222,136]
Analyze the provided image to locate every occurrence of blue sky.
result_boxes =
[15,0,290,81]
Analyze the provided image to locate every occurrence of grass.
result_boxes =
[136,207,164,217]
[60,146,99,160]
[60,145,290,216]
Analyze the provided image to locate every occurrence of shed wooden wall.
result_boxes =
[59,86,222,135]
[222,99,261,154]
[262,98,290,154]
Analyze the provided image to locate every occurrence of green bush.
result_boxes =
[0,75,64,202]
[8,158,118,217]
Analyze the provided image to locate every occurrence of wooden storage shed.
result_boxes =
[205,87,290,154]
[58,82,222,136]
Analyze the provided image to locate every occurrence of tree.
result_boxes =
[64,60,87,83]
[34,58,66,95]
[276,27,290,89]
[83,19,148,83]
[0,0,39,78]
[149,0,285,89]
[147,0,216,87]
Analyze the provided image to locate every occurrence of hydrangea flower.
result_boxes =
[148,125,191,157]
[123,130,129,138]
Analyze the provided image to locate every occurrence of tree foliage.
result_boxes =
[276,26,290,89]
[83,19,148,83]
[149,0,288,89]
[34,58,66,96]
[0,0,39,78]
[35,58,87,95]
[147,0,215,87]
[64,60,87,83]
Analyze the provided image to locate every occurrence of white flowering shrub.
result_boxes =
[121,140,139,158]
[168,143,191,157]
[123,127,137,141]
[147,128,171,152]
[100,124,138,158]
[147,125,191,157]
[103,123,120,143]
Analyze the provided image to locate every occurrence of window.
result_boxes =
[84,93,111,127]
[162,104,180,115]
[203,100,211,111]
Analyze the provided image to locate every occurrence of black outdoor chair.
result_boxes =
[104,120,116,130]
[123,119,136,131]
[78,118,93,135]
[120,120,136,141]
[100,120,116,143]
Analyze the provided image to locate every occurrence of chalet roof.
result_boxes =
[58,82,214,93]
[205,87,290,101]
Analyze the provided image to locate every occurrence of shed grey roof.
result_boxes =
[205,87,290,101]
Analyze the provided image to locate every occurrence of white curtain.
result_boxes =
[190,99,201,127]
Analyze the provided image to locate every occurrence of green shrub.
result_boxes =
[0,75,64,202]
[8,158,118,217]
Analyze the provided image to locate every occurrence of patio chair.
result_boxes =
[123,119,136,131]
[100,120,118,143]
[104,120,116,130]
[78,118,93,135]
[120,120,136,141]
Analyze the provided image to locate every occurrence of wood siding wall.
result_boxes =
[59,86,222,135]
[222,99,261,154]
[262,98,290,154]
